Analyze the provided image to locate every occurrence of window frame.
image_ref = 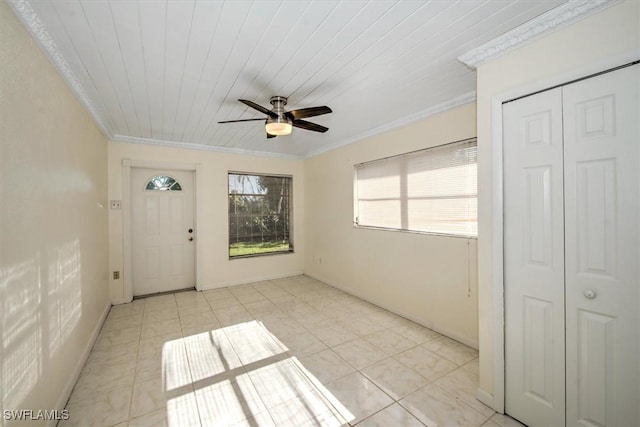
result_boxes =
[353,138,478,239]
[227,171,294,259]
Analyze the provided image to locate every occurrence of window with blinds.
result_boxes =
[354,138,477,238]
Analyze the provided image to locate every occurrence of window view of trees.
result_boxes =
[228,173,292,257]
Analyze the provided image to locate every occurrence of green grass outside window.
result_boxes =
[229,241,291,257]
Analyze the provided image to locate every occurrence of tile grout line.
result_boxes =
[74,276,492,426]
[126,298,145,424]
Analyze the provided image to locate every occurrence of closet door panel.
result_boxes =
[503,87,566,427]
[563,64,639,427]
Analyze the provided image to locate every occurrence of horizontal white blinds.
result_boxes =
[355,139,477,237]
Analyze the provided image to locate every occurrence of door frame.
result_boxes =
[482,50,639,413]
[122,158,203,302]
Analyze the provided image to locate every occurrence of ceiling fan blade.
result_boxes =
[285,106,332,120]
[292,119,329,133]
[239,99,277,117]
[218,118,265,123]
[267,133,276,139]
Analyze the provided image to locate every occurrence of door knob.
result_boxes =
[188,228,193,233]
[188,237,193,241]
[583,289,597,299]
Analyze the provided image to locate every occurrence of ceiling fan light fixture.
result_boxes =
[265,116,292,136]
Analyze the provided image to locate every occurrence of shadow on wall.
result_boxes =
[1,239,82,412]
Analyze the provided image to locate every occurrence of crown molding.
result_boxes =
[111,135,303,160]
[457,0,622,69]
[7,0,112,137]
[304,91,477,159]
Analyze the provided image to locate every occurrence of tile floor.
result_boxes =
[61,275,524,427]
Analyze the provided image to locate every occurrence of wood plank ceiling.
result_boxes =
[23,0,565,158]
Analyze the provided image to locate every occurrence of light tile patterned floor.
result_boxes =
[61,275,524,427]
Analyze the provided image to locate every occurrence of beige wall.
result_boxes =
[108,141,304,301]
[304,103,479,347]
[476,0,640,405]
[1,1,110,423]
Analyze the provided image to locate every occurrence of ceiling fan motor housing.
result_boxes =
[269,96,288,116]
[266,96,292,133]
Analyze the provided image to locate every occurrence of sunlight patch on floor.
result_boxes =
[162,320,354,426]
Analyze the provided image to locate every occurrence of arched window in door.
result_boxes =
[145,175,182,191]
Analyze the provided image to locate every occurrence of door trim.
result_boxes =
[483,49,639,413]
[122,159,202,303]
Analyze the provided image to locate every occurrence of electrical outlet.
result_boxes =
[110,200,121,210]
[113,271,120,280]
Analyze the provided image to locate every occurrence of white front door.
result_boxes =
[503,63,639,426]
[563,64,639,427]
[131,168,195,296]
[503,87,566,427]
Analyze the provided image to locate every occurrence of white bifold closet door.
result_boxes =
[504,86,566,427]
[504,63,638,427]
[563,65,639,427]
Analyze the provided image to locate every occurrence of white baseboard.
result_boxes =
[305,272,479,350]
[476,387,501,412]
[52,302,111,426]
[197,271,304,291]
[110,272,305,303]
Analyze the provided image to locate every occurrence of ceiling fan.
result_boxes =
[218,96,332,138]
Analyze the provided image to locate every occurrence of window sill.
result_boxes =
[229,250,294,260]
[353,224,477,240]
